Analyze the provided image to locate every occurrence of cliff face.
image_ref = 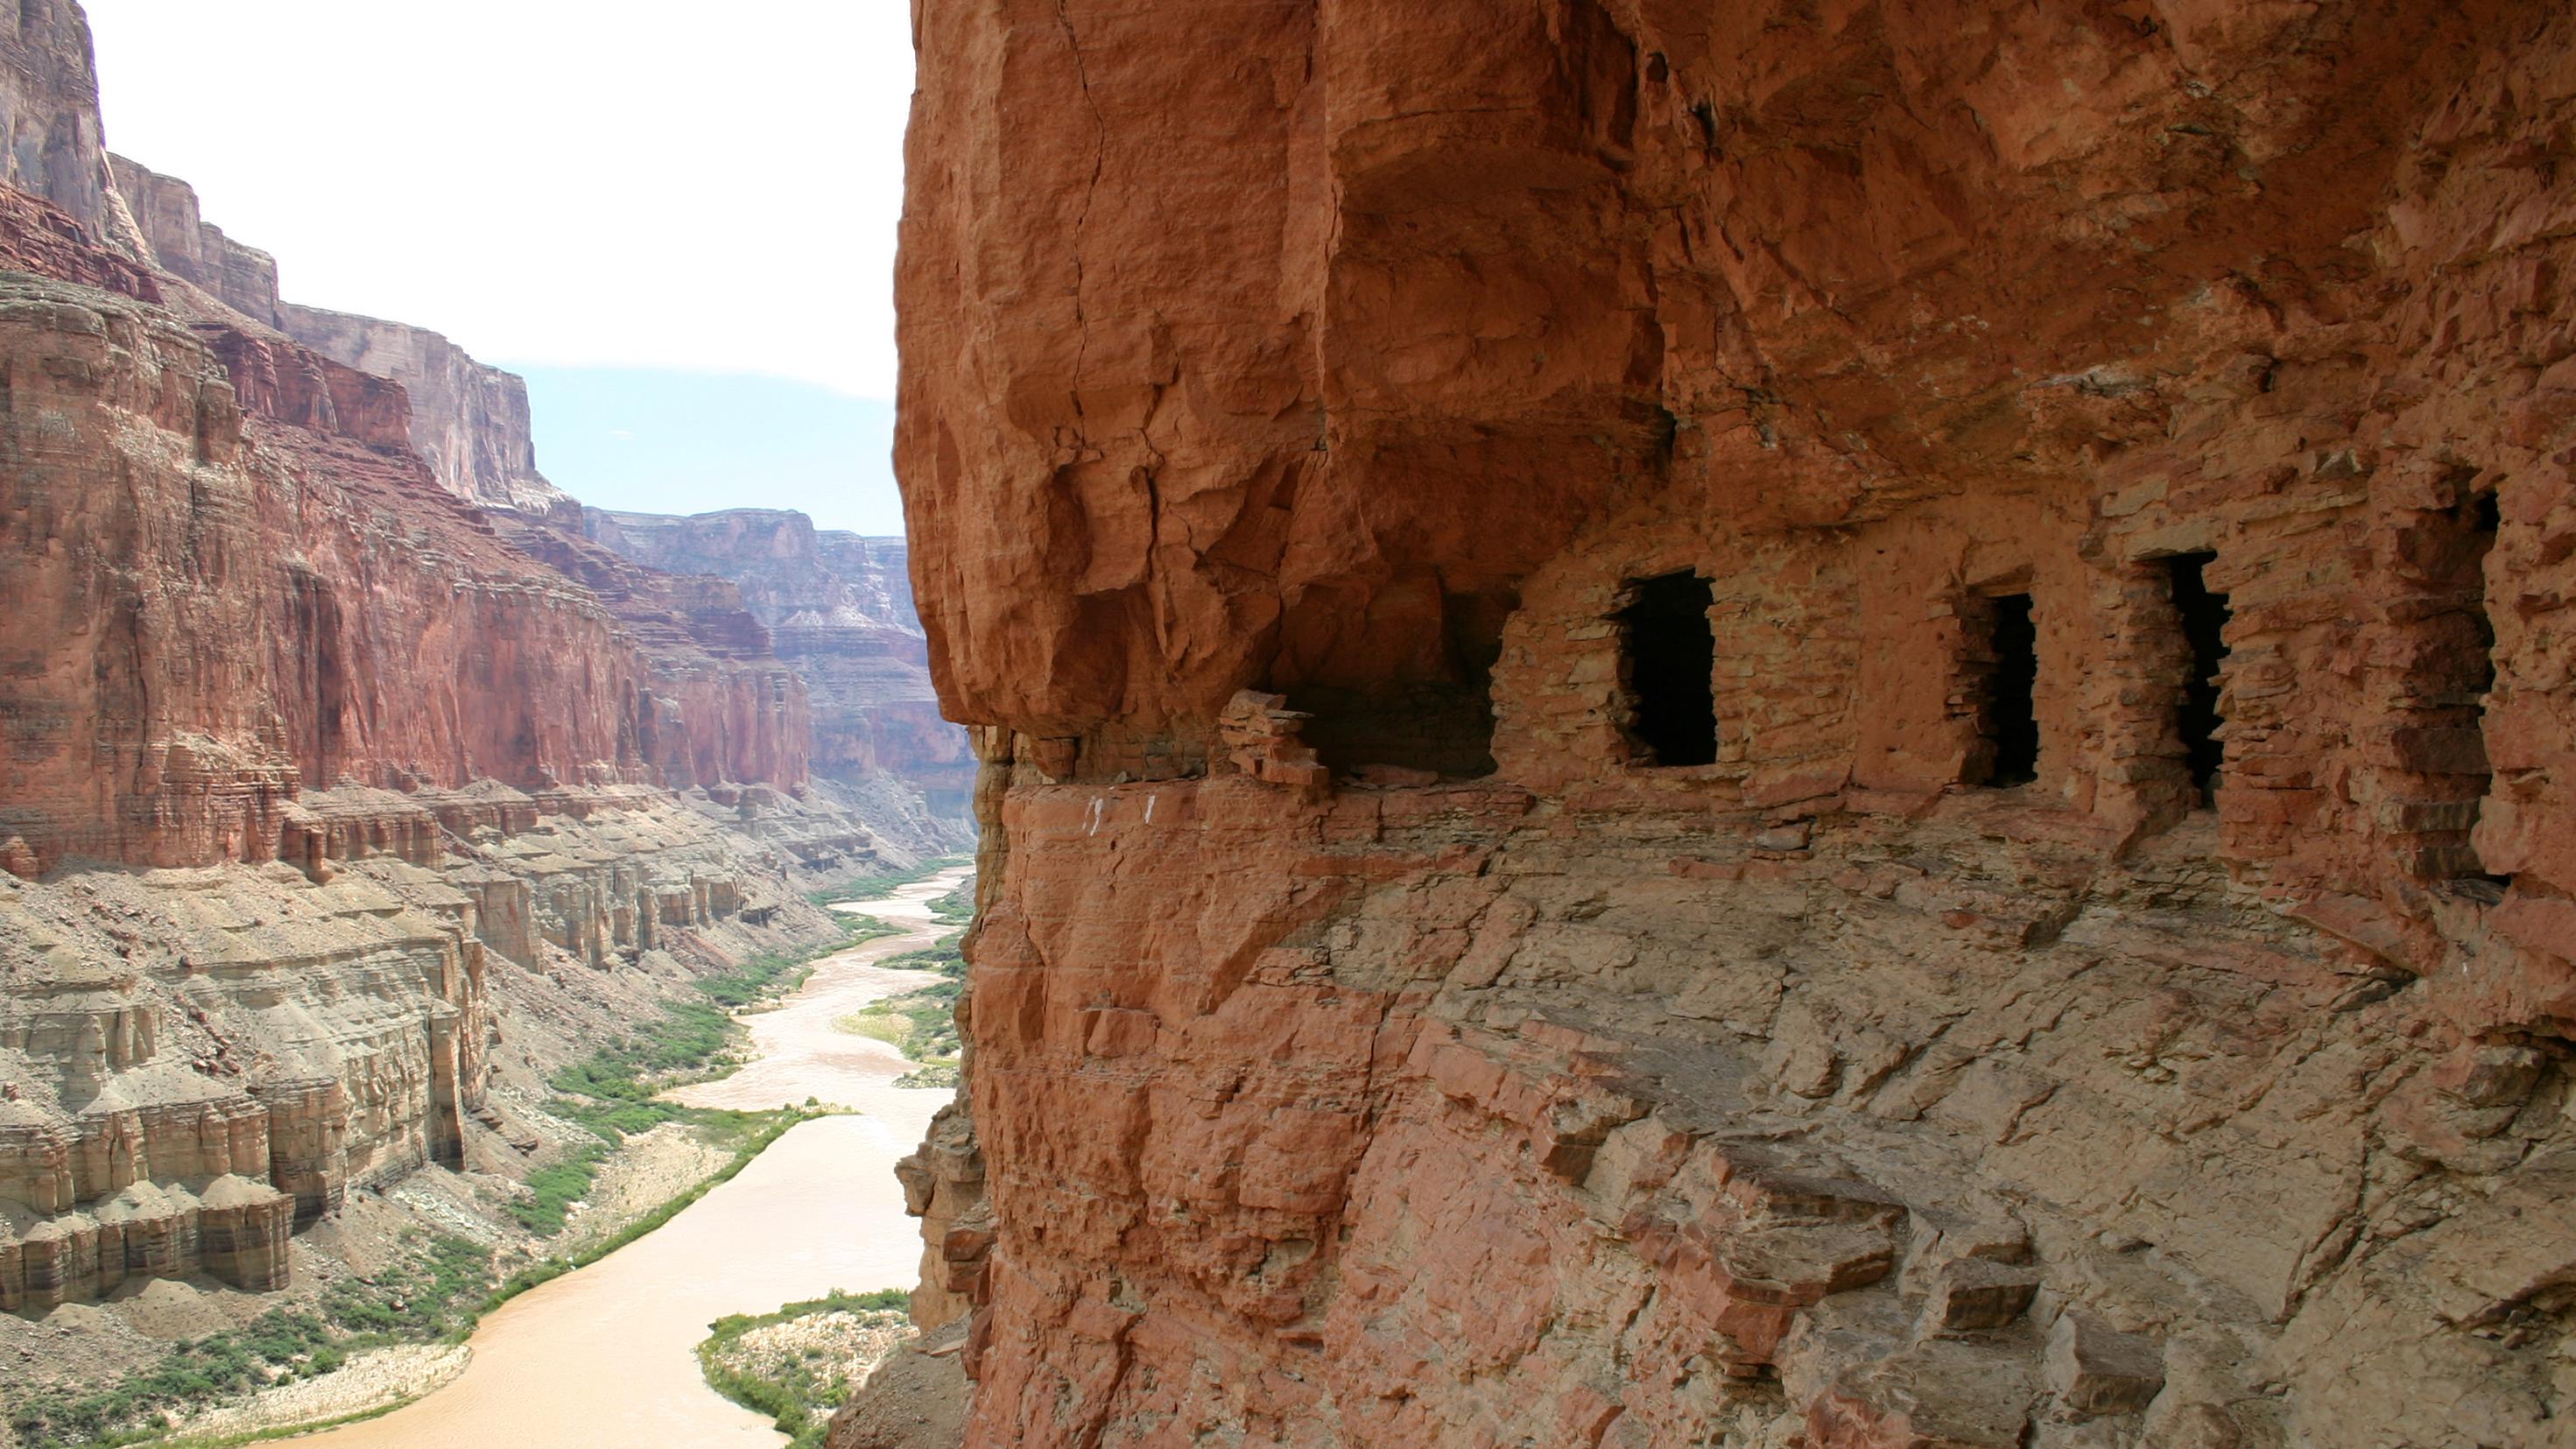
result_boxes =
[0,250,807,870]
[0,0,110,236]
[884,3,2576,1446]
[588,508,979,826]
[105,154,278,320]
[273,301,570,513]
[101,153,567,515]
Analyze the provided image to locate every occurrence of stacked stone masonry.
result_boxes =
[874,2,2576,1446]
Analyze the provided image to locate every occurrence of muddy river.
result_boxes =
[296,865,973,1448]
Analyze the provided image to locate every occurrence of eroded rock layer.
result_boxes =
[588,508,979,834]
[0,781,862,1313]
[882,3,2576,1445]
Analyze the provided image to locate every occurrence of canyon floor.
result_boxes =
[0,864,969,1449]
[272,866,969,1449]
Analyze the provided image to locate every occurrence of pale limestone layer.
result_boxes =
[0,783,892,1314]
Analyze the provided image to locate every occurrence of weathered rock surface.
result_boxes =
[588,509,979,834]
[0,260,806,870]
[0,0,112,237]
[887,2,2576,1445]
[106,154,278,320]
[0,781,863,1314]
[273,301,569,513]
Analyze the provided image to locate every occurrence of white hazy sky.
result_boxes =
[83,1,913,401]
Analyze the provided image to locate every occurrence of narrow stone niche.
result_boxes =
[2425,489,2508,883]
[1616,572,1719,768]
[2164,552,2231,803]
[1964,592,2040,788]
[1290,589,1514,779]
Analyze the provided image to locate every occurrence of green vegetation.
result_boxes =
[474,1108,820,1313]
[507,1146,609,1234]
[6,911,889,1448]
[925,881,975,924]
[533,918,897,1207]
[7,1235,493,1449]
[881,929,966,979]
[834,978,961,1066]
[695,1289,911,1449]
[804,855,971,910]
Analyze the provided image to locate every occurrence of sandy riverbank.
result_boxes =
[265,864,971,1449]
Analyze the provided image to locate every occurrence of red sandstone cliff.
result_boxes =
[586,508,978,828]
[878,3,2576,1445]
[0,223,809,869]
[0,163,812,870]
[102,152,570,515]
[0,0,115,238]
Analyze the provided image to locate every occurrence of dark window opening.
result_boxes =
[2165,552,2231,802]
[1617,572,1719,768]
[1974,593,2040,787]
[2460,491,2509,886]
[2466,492,2501,715]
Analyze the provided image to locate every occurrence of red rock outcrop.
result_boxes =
[0,0,114,236]
[0,259,736,869]
[273,301,570,513]
[101,155,567,514]
[880,3,2576,1445]
[107,154,279,320]
[0,173,813,871]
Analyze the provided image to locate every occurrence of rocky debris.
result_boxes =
[825,1318,971,1449]
[890,2,2576,1442]
[1215,691,1329,793]
[2045,1312,2165,1420]
[893,1102,985,1333]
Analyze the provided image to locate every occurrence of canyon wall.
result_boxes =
[272,300,569,513]
[105,154,278,320]
[0,0,110,238]
[588,508,979,830]
[107,152,567,514]
[0,4,901,1319]
[878,2,2576,1445]
[0,236,808,872]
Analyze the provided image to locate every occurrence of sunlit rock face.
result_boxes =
[588,509,980,834]
[882,2,2576,1445]
[0,0,113,236]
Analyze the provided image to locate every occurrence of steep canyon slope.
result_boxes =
[587,508,978,841]
[0,0,910,1355]
[878,2,2576,1445]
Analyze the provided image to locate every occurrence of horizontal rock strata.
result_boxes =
[588,508,979,839]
